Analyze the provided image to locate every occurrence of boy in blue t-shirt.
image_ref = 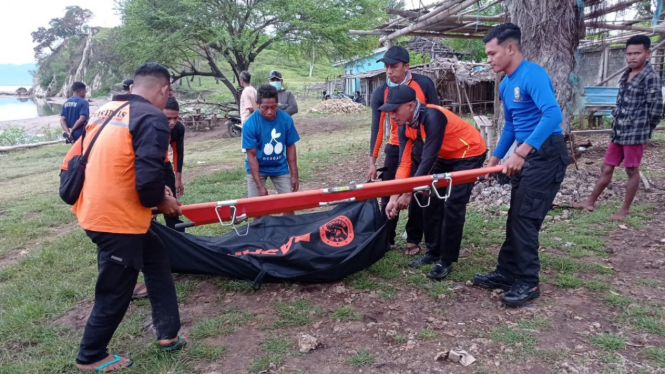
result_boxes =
[60,81,90,142]
[242,84,300,215]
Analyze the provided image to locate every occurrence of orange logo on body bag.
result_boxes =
[320,216,355,247]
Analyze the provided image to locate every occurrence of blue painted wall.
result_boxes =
[341,49,387,95]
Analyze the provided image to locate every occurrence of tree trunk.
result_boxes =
[309,47,315,78]
[507,0,585,133]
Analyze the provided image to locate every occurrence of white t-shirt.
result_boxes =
[239,86,258,124]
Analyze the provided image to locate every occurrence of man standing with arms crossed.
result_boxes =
[369,45,439,255]
[574,35,663,220]
[473,23,569,306]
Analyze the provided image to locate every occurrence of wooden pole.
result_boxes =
[586,22,665,34]
[0,139,64,153]
[594,38,665,86]
[602,46,610,87]
[350,30,484,39]
[571,125,664,136]
[584,0,643,20]
[379,0,482,43]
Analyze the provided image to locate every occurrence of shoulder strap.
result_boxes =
[81,102,130,163]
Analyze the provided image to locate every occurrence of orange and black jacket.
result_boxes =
[370,72,439,158]
[164,121,185,173]
[60,94,170,234]
[396,104,486,179]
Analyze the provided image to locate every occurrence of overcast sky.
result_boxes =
[1,0,121,65]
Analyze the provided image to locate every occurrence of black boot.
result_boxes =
[502,282,540,307]
[427,261,452,280]
[408,254,438,267]
[472,270,514,291]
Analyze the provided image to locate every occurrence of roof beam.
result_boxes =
[350,29,484,39]
[379,0,486,43]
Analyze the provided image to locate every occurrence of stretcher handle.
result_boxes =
[175,222,195,230]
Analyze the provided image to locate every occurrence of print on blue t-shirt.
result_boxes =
[61,96,90,141]
[242,110,300,176]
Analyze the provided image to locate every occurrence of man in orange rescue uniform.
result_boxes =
[384,85,487,280]
[369,45,439,255]
[61,63,186,372]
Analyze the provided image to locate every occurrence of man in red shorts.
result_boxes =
[574,35,663,220]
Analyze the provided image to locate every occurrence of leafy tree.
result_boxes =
[118,0,392,101]
[31,6,93,59]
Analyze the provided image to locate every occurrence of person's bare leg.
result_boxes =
[610,167,639,220]
[76,355,132,372]
[573,163,615,211]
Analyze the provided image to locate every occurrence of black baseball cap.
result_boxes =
[122,79,134,91]
[378,85,417,112]
[377,46,410,64]
[268,70,282,80]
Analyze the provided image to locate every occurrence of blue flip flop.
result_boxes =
[160,335,188,352]
[94,355,133,372]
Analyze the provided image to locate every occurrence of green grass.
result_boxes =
[274,300,320,328]
[490,326,537,352]
[637,278,660,288]
[248,337,293,373]
[346,350,374,367]
[331,306,362,321]
[187,344,227,360]
[621,305,665,336]
[555,274,586,289]
[419,329,438,339]
[392,334,408,343]
[590,333,625,351]
[645,347,665,368]
[189,308,255,338]
[518,317,551,331]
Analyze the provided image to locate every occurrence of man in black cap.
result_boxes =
[122,79,134,94]
[268,70,298,116]
[381,85,487,280]
[369,45,439,256]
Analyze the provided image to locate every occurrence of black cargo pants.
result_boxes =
[496,135,569,285]
[380,144,424,246]
[423,153,486,262]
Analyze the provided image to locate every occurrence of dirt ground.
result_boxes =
[46,116,665,374]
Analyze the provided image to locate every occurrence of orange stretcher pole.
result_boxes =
[176,165,504,229]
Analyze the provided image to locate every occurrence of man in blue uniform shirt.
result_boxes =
[60,81,90,142]
[473,23,569,306]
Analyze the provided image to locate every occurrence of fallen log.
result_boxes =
[0,139,64,153]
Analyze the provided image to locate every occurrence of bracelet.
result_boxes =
[514,152,527,160]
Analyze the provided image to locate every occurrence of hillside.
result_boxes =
[0,63,36,86]
[33,27,127,98]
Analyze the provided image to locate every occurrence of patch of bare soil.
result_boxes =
[293,116,347,137]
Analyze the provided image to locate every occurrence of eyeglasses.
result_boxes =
[269,78,281,82]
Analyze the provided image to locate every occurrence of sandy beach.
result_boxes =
[0,96,110,133]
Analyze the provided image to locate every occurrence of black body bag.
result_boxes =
[151,199,389,289]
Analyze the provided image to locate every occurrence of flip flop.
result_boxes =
[132,283,148,300]
[160,335,188,352]
[404,243,421,256]
[91,354,133,372]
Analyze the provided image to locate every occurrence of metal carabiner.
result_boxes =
[215,204,250,236]
[431,175,453,200]
[412,186,431,208]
